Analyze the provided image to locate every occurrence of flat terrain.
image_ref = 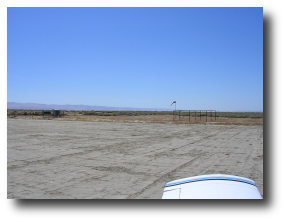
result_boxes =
[8,114,263,126]
[7,118,263,199]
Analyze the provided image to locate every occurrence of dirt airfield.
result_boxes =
[7,116,263,199]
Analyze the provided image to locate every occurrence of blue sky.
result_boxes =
[7,7,263,111]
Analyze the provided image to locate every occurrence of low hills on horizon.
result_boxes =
[7,102,262,113]
[7,102,172,111]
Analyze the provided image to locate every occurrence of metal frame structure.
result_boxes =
[173,110,216,122]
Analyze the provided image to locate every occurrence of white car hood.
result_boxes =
[162,174,262,199]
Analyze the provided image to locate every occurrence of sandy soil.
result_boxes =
[7,118,263,199]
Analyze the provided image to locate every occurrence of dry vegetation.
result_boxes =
[7,110,263,126]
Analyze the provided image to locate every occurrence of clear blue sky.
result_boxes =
[7,7,263,111]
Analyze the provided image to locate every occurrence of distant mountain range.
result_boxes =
[7,102,172,111]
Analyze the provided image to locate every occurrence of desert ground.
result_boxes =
[7,115,263,199]
[8,113,263,125]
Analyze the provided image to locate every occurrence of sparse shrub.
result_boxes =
[111,112,118,116]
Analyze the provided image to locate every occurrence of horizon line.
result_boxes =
[7,101,263,112]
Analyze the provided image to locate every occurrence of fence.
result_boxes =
[173,110,216,122]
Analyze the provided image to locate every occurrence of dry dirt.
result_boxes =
[8,114,263,126]
[7,117,263,199]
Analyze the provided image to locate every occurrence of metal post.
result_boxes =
[195,111,196,121]
[215,111,216,120]
[206,111,207,122]
[179,111,180,120]
[200,111,201,120]
[189,111,190,122]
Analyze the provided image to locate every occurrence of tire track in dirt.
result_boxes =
[142,126,238,159]
[127,126,245,199]
[92,166,153,177]
[127,153,205,199]
[7,147,99,170]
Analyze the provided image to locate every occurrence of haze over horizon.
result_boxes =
[7,101,172,111]
[7,101,262,112]
[8,7,263,112]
